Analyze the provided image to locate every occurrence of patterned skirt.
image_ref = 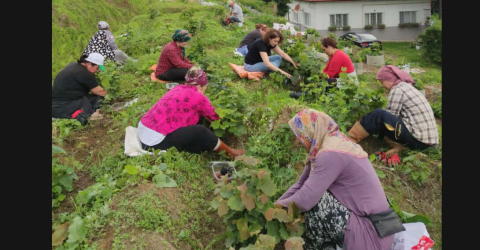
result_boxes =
[302,191,350,250]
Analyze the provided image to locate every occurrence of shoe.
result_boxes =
[348,121,369,143]
[233,50,244,57]
[289,91,304,99]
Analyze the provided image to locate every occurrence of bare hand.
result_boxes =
[292,62,298,69]
[283,71,292,79]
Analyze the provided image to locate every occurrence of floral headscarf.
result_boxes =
[185,67,208,86]
[376,65,415,86]
[288,109,368,170]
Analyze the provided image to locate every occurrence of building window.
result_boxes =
[293,12,298,22]
[400,11,416,23]
[304,12,311,26]
[330,14,348,28]
[365,13,383,26]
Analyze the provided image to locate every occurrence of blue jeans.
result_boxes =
[236,45,248,56]
[360,109,431,150]
[244,55,282,73]
[229,16,241,23]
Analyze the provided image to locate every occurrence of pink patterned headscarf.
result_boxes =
[288,109,368,172]
[185,67,208,86]
[376,65,415,86]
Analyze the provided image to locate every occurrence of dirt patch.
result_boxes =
[96,224,178,250]
[272,104,308,131]
[435,118,442,126]
[362,63,381,73]
[105,0,132,10]
[424,84,442,102]
[60,117,119,165]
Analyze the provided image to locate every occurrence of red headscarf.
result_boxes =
[376,65,415,86]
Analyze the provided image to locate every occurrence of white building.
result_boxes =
[288,0,431,41]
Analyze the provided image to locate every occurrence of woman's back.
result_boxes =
[238,29,262,49]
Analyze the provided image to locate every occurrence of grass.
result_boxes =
[52,1,442,249]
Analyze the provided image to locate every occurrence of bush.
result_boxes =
[418,15,441,64]
[378,24,385,29]
[342,25,350,31]
[328,26,337,31]
[399,22,420,28]
[305,28,319,36]
[364,25,373,30]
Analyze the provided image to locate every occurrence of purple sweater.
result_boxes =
[277,152,393,250]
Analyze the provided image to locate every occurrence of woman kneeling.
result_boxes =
[138,67,245,157]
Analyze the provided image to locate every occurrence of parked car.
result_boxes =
[339,32,382,49]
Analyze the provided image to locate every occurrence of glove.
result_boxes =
[387,153,401,167]
[375,151,387,165]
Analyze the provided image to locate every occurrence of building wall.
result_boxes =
[288,0,430,31]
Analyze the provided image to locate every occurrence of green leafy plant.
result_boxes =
[52,145,78,208]
[378,24,386,29]
[342,25,350,31]
[364,25,374,30]
[328,26,337,31]
[397,152,431,186]
[210,84,253,137]
[399,22,419,28]
[210,168,305,248]
[305,28,319,36]
[52,119,82,139]
[418,14,441,64]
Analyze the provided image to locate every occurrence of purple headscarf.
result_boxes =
[185,67,208,86]
[376,65,415,86]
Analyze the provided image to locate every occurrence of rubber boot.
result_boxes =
[348,121,370,143]
[214,139,246,157]
[383,137,404,157]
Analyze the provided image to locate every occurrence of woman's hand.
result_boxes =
[292,61,298,69]
[280,70,292,79]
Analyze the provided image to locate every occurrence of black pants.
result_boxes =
[141,125,219,154]
[156,68,189,82]
[52,94,104,125]
[360,109,431,150]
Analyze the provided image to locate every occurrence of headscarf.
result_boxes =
[172,29,191,58]
[172,29,191,42]
[185,67,208,86]
[288,109,368,171]
[376,65,415,86]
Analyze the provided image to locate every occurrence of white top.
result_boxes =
[230,4,244,21]
[137,121,166,146]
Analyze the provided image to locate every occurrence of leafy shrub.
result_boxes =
[418,15,441,64]
[399,22,419,28]
[209,84,252,137]
[364,25,373,30]
[210,168,305,248]
[378,24,386,29]
[342,25,350,31]
[305,28,319,36]
[328,26,337,31]
[52,146,78,208]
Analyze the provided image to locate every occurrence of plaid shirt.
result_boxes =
[385,82,438,145]
[155,41,193,76]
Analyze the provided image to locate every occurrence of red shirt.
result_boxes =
[323,49,355,78]
[155,41,194,76]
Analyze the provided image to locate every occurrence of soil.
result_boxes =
[53,171,96,217]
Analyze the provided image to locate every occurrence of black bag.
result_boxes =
[368,208,406,238]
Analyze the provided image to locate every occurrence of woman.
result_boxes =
[348,66,438,164]
[155,29,195,82]
[138,66,245,156]
[275,109,394,250]
[52,53,108,125]
[235,23,268,56]
[321,37,357,85]
[244,29,297,78]
[83,21,117,63]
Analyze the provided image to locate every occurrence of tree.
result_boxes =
[431,0,442,19]
[274,0,292,17]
